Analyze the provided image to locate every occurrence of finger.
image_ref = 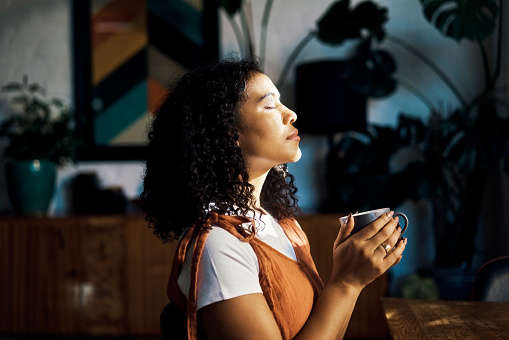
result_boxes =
[387,225,402,249]
[374,243,388,259]
[367,217,399,250]
[335,213,354,247]
[356,211,394,239]
[384,237,407,266]
[334,218,345,248]
[387,255,403,269]
[343,213,355,239]
[384,223,402,252]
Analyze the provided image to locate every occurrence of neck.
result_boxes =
[248,169,270,213]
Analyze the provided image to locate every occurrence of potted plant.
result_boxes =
[0,76,79,215]
[220,0,397,97]
[328,0,509,298]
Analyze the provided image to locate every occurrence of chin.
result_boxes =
[288,147,302,163]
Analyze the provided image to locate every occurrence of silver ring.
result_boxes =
[381,243,391,254]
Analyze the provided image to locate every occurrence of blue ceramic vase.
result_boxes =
[5,159,57,215]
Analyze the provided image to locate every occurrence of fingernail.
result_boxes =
[394,216,399,223]
[388,211,394,217]
[397,226,402,233]
[404,238,408,244]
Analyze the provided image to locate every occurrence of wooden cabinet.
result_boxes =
[0,215,171,335]
[0,215,387,338]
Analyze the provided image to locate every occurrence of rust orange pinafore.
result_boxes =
[167,212,324,340]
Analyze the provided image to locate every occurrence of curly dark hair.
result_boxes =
[140,60,300,242]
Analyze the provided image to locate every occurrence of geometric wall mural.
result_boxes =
[91,0,149,146]
[90,0,208,146]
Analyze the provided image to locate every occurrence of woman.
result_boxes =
[141,60,406,340]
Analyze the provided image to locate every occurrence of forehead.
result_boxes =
[245,73,279,100]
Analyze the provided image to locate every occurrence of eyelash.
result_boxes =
[265,106,276,110]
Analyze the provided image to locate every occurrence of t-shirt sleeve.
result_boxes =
[195,226,262,310]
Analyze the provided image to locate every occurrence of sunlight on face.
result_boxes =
[237,73,301,174]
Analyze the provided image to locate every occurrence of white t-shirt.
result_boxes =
[177,212,297,310]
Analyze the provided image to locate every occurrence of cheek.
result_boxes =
[237,112,285,153]
[238,128,274,156]
[261,115,284,135]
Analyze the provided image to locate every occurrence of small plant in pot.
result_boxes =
[0,76,79,215]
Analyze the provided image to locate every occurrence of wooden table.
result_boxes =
[382,297,509,339]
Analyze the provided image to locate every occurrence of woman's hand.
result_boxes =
[328,211,407,290]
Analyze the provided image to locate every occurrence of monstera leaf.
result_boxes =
[317,0,388,45]
[219,0,242,16]
[419,0,498,41]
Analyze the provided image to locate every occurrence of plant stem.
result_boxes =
[259,0,274,69]
[491,0,503,86]
[276,31,315,89]
[464,1,503,114]
[397,78,435,111]
[477,40,492,88]
[386,35,467,109]
[239,5,255,60]
[227,15,246,58]
[464,91,490,114]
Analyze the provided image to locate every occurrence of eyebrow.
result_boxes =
[257,92,279,102]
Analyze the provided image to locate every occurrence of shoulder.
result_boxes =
[278,216,304,233]
[197,225,262,309]
[278,217,310,246]
[291,217,303,230]
[203,225,259,268]
[276,215,301,226]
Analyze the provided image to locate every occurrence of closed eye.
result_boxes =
[265,106,276,109]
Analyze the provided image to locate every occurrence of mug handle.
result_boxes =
[394,212,408,233]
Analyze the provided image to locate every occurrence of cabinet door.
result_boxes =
[125,216,176,334]
[0,218,81,333]
[76,216,127,334]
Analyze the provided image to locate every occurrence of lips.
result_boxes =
[287,129,300,140]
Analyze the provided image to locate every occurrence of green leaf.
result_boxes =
[317,0,388,45]
[419,0,498,41]
[351,1,388,41]
[1,82,22,92]
[28,83,46,95]
[402,274,439,299]
[219,0,242,16]
[51,98,64,108]
[11,95,29,106]
[316,0,360,45]
[31,97,50,115]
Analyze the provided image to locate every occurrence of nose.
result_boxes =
[283,106,297,125]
